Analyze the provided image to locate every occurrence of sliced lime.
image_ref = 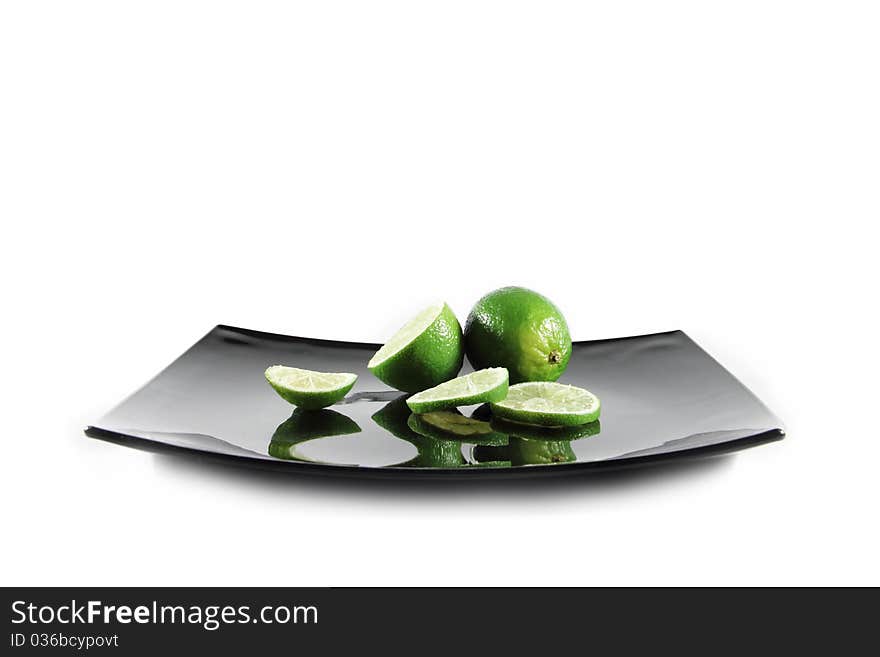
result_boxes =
[407,410,508,446]
[490,381,600,426]
[265,365,357,409]
[367,302,464,393]
[406,367,508,413]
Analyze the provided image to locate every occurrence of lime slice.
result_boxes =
[407,410,508,446]
[406,367,508,413]
[265,365,357,409]
[490,382,600,426]
[368,302,464,393]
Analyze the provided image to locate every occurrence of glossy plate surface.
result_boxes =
[86,325,784,478]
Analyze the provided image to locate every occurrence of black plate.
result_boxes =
[86,325,784,478]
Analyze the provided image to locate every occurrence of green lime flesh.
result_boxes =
[368,302,464,393]
[406,367,508,413]
[265,365,357,409]
[464,286,572,384]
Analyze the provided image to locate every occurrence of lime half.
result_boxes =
[406,367,508,413]
[490,381,600,426]
[265,365,357,409]
[368,302,464,392]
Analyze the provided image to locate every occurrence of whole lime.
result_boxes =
[464,287,572,384]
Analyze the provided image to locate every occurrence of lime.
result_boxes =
[490,381,600,426]
[405,367,508,413]
[407,410,509,446]
[371,397,465,468]
[464,287,572,383]
[265,365,357,409]
[474,436,576,466]
[491,417,600,441]
[368,302,464,392]
[268,409,361,460]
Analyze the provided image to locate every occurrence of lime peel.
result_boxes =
[464,287,572,384]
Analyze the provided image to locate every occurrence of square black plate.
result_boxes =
[86,325,784,478]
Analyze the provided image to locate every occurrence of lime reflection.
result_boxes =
[490,418,601,442]
[268,409,361,461]
[473,420,600,466]
[372,396,465,468]
[407,410,508,446]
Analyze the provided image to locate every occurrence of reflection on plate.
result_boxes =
[474,437,577,466]
[490,417,601,442]
[408,410,508,446]
[268,409,361,461]
[371,396,465,468]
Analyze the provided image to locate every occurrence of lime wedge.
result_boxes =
[490,382,600,426]
[407,410,508,446]
[265,365,357,409]
[367,302,464,392]
[406,367,508,413]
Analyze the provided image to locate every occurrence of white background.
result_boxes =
[1,2,878,586]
